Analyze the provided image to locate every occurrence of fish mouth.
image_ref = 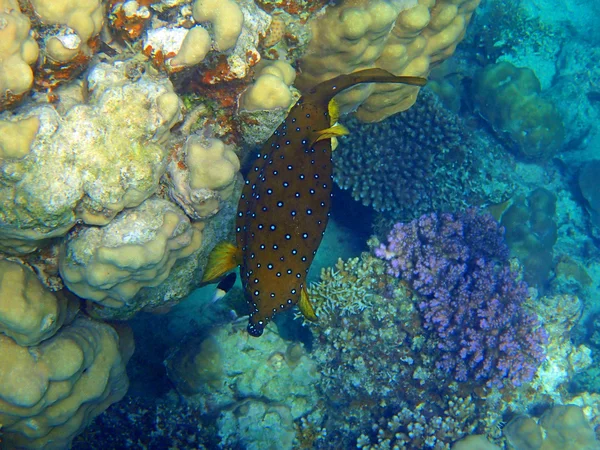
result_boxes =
[247,321,264,337]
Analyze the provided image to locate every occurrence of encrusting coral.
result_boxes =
[0,59,182,254]
[165,323,319,421]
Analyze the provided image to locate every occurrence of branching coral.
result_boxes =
[307,252,505,448]
[334,89,475,219]
[374,209,547,388]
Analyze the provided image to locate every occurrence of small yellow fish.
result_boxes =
[203,68,426,336]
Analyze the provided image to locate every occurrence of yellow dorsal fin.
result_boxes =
[310,123,349,146]
[328,98,341,125]
[202,241,241,283]
[299,286,317,321]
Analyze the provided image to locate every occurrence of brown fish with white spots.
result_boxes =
[203,68,426,336]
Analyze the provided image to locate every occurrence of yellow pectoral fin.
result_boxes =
[310,123,349,146]
[299,287,318,321]
[328,98,341,125]
[202,241,241,283]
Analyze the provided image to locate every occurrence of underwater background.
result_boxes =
[1,0,600,449]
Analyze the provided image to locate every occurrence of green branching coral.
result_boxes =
[333,89,476,220]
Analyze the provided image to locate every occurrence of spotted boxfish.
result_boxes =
[202,68,426,336]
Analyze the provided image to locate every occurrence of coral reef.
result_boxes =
[165,323,320,420]
[375,210,547,388]
[297,0,481,122]
[333,88,476,218]
[472,61,565,161]
[0,316,132,450]
[307,252,506,447]
[503,405,600,450]
[501,188,558,290]
[0,0,492,446]
[0,59,182,253]
[59,198,203,318]
[0,260,74,346]
[305,246,598,448]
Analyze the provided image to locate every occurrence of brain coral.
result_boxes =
[472,61,565,160]
[333,89,473,219]
[297,0,481,122]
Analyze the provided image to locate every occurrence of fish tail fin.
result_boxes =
[202,242,241,284]
[310,123,349,146]
[308,68,427,104]
[299,287,317,321]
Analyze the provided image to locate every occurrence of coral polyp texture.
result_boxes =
[333,88,474,218]
[297,0,481,122]
[0,59,182,254]
[374,209,548,388]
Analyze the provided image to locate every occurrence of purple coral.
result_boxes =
[375,209,547,388]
